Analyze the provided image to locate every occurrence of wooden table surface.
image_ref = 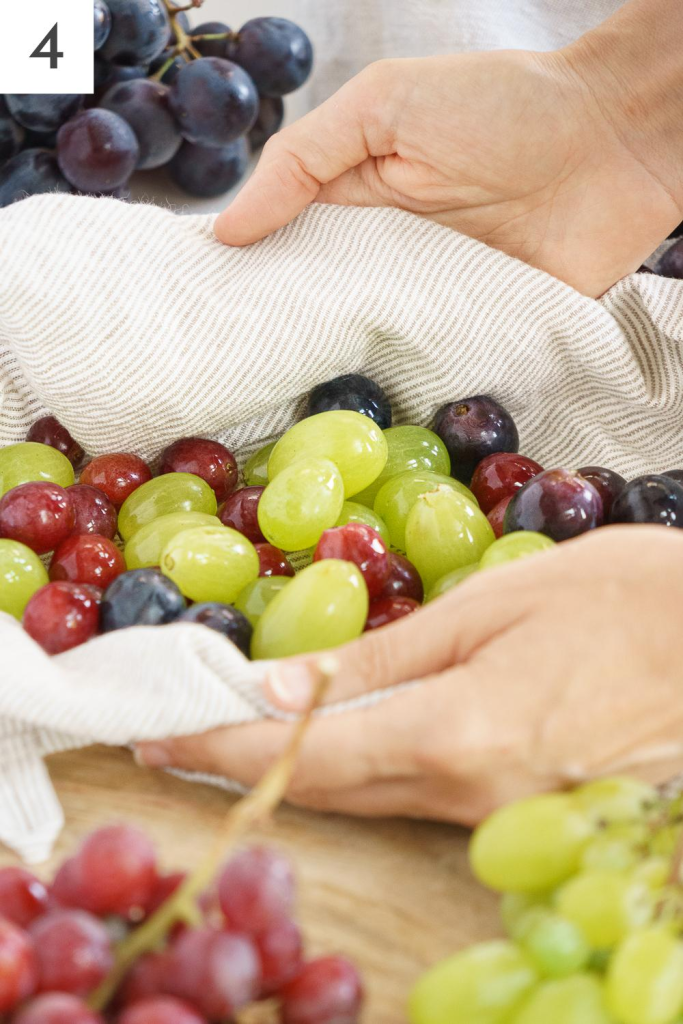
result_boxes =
[1,746,500,1023]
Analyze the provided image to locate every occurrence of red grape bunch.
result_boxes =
[0,826,363,1022]
[0,0,314,207]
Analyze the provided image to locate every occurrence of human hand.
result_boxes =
[136,526,683,826]
[214,0,683,298]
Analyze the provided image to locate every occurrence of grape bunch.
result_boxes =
[0,0,313,207]
[3,375,683,658]
[0,827,363,1022]
[409,776,683,1024]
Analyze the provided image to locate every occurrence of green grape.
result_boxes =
[0,539,49,619]
[470,794,593,894]
[124,511,220,569]
[161,526,259,604]
[335,500,390,545]
[352,425,451,507]
[374,471,478,552]
[554,870,652,950]
[118,473,217,542]
[500,893,550,939]
[267,410,388,497]
[244,441,276,487]
[479,531,555,570]
[517,910,590,978]
[235,576,291,628]
[572,777,659,826]
[0,442,75,497]
[580,835,640,873]
[252,559,368,659]
[606,927,683,1024]
[408,940,537,1024]
[258,458,344,551]
[633,857,670,890]
[510,974,613,1024]
[406,486,495,590]
[650,824,681,858]
[426,563,479,602]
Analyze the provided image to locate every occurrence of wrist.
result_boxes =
[560,0,683,213]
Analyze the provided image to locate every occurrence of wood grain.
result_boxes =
[0,746,500,1023]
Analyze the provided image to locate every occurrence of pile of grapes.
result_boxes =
[3,373,683,657]
[0,827,363,1022]
[410,776,683,1024]
[0,0,313,207]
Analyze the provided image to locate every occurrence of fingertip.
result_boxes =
[213,207,259,247]
[133,742,172,769]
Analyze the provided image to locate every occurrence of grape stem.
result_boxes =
[162,0,203,59]
[87,660,335,1012]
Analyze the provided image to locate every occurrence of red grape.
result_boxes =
[0,868,48,928]
[0,917,37,1011]
[256,918,304,995]
[469,452,543,514]
[487,495,512,539]
[376,552,423,603]
[365,596,420,631]
[23,582,100,655]
[280,956,363,1024]
[314,524,390,600]
[13,993,104,1024]
[80,453,152,507]
[504,468,603,540]
[255,543,295,578]
[145,871,186,918]
[119,996,206,1024]
[70,826,157,917]
[0,482,74,554]
[26,416,83,467]
[166,928,261,1019]
[217,847,295,933]
[30,909,112,996]
[577,466,626,519]
[49,858,82,909]
[217,487,265,543]
[67,484,117,539]
[49,535,125,589]
[118,951,171,1006]
[160,438,238,503]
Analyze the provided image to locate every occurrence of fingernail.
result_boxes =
[133,743,171,769]
[266,663,317,711]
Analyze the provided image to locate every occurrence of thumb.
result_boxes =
[264,566,535,712]
[214,62,396,246]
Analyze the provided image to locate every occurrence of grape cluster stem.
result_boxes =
[87,661,335,1012]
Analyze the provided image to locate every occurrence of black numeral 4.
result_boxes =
[30,23,63,70]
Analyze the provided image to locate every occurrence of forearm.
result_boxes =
[563,0,683,210]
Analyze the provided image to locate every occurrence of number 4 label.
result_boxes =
[0,0,93,93]
[31,24,64,70]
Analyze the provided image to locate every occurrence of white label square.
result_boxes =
[0,0,94,94]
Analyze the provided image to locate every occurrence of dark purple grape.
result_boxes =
[657,240,683,279]
[190,21,231,59]
[0,98,25,162]
[169,57,259,147]
[148,48,187,86]
[663,469,683,485]
[168,138,248,197]
[434,395,519,484]
[177,603,252,656]
[504,468,603,541]
[57,109,139,192]
[6,95,83,133]
[101,80,181,170]
[229,18,313,98]
[94,0,113,50]
[610,474,683,528]
[101,568,186,632]
[307,374,392,430]
[577,466,626,520]
[0,150,71,208]
[96,61,149,98]
[249,96,284,151]
[100,0,171,66]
